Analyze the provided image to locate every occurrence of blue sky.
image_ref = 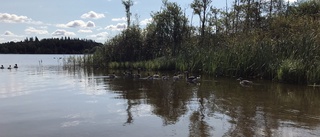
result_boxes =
[0,0,297,44]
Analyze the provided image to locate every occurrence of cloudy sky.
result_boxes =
[0,0,297,44]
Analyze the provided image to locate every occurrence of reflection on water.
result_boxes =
[69,67,320,137]
[1,55,320,137]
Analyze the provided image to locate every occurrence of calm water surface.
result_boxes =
[1,54,320,137]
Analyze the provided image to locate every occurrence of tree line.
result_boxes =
[0,37,102,54]
[81,0,319,84]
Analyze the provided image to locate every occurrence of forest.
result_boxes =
[0,37,102,54]
[76,0,319,84]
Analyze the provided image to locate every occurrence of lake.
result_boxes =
[0,54,320,137]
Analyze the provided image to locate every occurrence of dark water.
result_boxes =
[1,54,320,137]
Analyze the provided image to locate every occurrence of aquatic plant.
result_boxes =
[277,59,306,84]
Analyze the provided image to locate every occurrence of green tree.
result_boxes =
[145,0,189,57]
[191,0,212,44]
[122,0,134,27]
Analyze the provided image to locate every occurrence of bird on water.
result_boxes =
[185,71,200,83]
[237,77,253,86]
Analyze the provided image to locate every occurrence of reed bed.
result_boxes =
[64,1,320,85]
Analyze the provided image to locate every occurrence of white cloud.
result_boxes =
[1,31,24,43]
[78,29,93,33]
[288,0,297,2]
[52,29,75,36]
[140,18,152,26]
[96,27,104,31]
[1,38,20,43]
[56,24,68,28]
[25,27,48,35]
[95,32,108,38]
[3,31,15,36]
[0,13,42,24]
[86,21,95,28]
[105,23,126,31]
[88,32,109,40]
[67,20,86,28]
[112,17,126,22]
[81,11,105,19]
[39,26,48,29]
[265,0,296,2]
[9,38,21,42]
[57,20,95,28]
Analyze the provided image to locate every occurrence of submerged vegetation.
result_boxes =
[75,0,319,84]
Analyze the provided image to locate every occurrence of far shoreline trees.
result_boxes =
[0,37,102,54]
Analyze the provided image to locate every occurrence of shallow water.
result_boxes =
[1,54,320,137]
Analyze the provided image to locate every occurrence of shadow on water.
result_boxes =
[62,66,320,137]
